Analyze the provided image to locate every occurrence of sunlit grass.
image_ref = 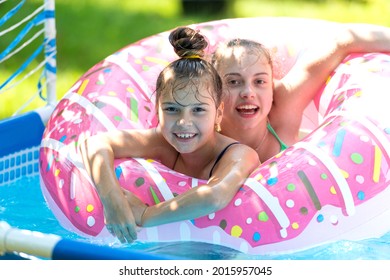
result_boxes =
[1,0,389,119]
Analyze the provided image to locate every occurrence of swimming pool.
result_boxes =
[2,1,390,259]
[2,172,390,260]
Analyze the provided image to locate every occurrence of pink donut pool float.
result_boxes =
[39,18,390,255]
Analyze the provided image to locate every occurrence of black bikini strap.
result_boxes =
[209,142,240,178]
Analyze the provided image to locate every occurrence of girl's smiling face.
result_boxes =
[215,46,274,132]
[158,80,223,154]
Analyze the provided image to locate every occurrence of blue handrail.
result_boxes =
[0,221,175,260]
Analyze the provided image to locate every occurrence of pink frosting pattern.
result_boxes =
[39,18,390,254]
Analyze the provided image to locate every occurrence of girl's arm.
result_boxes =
[79,128,174,243]
[273,23,390,138]
[130,144,260,227]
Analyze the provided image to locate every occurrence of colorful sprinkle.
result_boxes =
[135,177,145,187]
[96,73,105,85]
[231,225,243,237]
[77,79,89,95]
[149,187,161,204]
[357,191,365,200]
[274,152,283,158]
[332,128,346,157]
[340,169,349,178]
[115,166,122,179]
[317,140,326,147]
[59,179,64,189]
[253,232,261,242]
[86,204,94,213]
[219,219,227,230]
[300,207,308,215]
[74,206,80,213]
[87,216,95,227]
[258,211,269,222]
[350,152,364,164]
[287,183,296,191]
[321,173,328,180]
[208,213,215,220]
[354,90,363,97]
[114,116,122,122]
[267,177,278,186]
[145,56,170,66]
[373,145,382,183]
[234,198,242,206]
[55,169,60,176]
[356,175,364,184]
[292,222,299,229]
[298,170,321,210]
[286,199,295,208]
[254,173,263,181]
[178,181,186,187]
[330,186,337,195]
[246,217,252,224]
[317,214,324,222]
[130,97,139,122]
[94,101,106,109]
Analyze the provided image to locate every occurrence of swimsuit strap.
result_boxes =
[209,142,240,178]
[267,122,288,151]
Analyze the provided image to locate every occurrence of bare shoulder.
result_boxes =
[225,141,260,168]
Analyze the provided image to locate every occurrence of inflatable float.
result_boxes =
[39,18,390,255]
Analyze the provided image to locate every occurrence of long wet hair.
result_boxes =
[155,27,223,110]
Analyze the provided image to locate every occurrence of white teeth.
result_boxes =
[176,133,195,139]
[237,105,258,110]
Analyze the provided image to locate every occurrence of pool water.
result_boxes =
[1,176,390,260]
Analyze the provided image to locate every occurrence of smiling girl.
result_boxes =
[80,27,259,243]
[212,24,390,162]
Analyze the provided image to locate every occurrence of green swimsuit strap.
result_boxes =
[267,122,288,151]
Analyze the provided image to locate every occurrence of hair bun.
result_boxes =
[169,27,208,59]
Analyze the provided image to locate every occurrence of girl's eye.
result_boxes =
[255,79,265,85]
[226,79,240,86]
[193,107,206,113]
[163,106,178,113]
[224,77,241,87]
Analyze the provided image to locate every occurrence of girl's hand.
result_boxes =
[101,189,138,243]
[123,189,148,226]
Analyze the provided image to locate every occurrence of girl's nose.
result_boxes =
[239,84,255,99]
[177,113,192,126]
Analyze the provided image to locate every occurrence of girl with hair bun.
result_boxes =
[79,27,259,243]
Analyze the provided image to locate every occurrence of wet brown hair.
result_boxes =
[155,27,223,109]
